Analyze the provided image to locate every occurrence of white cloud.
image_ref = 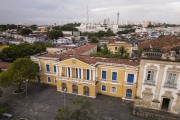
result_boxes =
[0,0,180,24]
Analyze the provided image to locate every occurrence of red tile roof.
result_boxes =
[0,62,11,70]
[65,44,97,55]
[138,36,180,51]
[38,43,139,66]
[39,54,139,66]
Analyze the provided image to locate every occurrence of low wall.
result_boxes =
[133,106,180,120]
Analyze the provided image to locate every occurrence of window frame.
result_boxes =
[112,71,117,82]
[102,70,107,81]
[166,72,177,84]
[146,70,155,81]
[127,74,134,83]
[54,78,57,84]
[101,85,106,92]
[111,86,117,94]
[46,64,50,73]
[54,65,57,73]
[126,89,133,98]
[47,76,51,83]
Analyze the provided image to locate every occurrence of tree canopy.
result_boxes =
[91,45,129,59]
[117,29,135,35]
[20,28,32,36]
[55,97,94,120]
[0,42,53,61]
[47,30,63,40]
[0,58,39,91]
[90,36,99,43]
[30,24,38,30]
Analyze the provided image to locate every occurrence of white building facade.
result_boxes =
[135,53,180,114]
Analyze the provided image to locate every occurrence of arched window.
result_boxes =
[72,85,78,94]
[54,78,57,84]
[126,89,132,98]
[47,77,51,83]
[111,87,116,93]
[83,86,89,96]
[115,47,118,50]
[101,85,106,92]
[62,83,67,91]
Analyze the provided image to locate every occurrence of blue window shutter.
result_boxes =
[79,69,81,79]
[54,65,56,73]
[127,74,134,83]
[87,69,90,80]
[112,72,117,80]
[46,64,50,72]
[102,71,106,79]
[102,85,106,91]
[76,68,78,78]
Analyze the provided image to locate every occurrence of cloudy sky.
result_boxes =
[0,0,180,25]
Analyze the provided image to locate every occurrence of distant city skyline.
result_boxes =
[0,0,180,25]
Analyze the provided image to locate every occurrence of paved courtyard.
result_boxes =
[0,83,144,120]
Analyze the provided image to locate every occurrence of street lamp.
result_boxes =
[23,79,28,97]
[63,88,66,108]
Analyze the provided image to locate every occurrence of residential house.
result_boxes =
[107,41,133,57]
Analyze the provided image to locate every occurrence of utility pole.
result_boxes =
[63,88,66,108]
[23,79,28,97]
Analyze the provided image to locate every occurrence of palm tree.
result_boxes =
[117,46,129,59]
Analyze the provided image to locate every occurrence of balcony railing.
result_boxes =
[61,77,67,81]
[126,82,134,85]
[112,80,117,83]
[164,83,177,89]
[142,52,162,60]
[144,80,155,85]
[141,52,180,62]
[72,78,78,82]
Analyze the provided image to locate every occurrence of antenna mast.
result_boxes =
[87,0,89,24]
[117,11,120,25]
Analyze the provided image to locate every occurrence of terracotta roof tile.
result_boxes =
[39,54,139,66]
[65,44,97,55]
[138,36,180,51]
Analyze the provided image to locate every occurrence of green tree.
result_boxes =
[101,45,111,54]
[55,98,94,120]
[97,30,106,38]
[31,24,38,30]
[0,58,39,92]
[117,29,135,35]
[90,36,98,43]
[47,30,63,40]
[116,46,129,58]
[1,42,53,61]
[20,28,32,36]
[106,29,115,37]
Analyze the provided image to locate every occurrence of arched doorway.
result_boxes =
[83,86,89,96]
[62,83,67,91]
[72,85,78,94]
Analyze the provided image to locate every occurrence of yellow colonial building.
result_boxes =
[31,52,139,100]
[30,43,139,100]
[107,41,133,56]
